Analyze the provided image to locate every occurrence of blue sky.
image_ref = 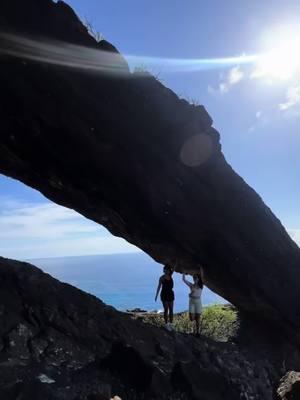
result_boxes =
[0,0,300,259]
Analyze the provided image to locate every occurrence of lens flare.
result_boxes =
[180,134,213,167]
[0,33,129,76]
[0,33,258,76]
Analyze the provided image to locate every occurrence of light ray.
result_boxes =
[0,33,258,76]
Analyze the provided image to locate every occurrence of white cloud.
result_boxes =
[208,66,244,95]
[0,236,139,261]
[247,111,269,133]
[0,198,139,260]
[228,66,244,85]
[250,66,265,80]
[279,85,300,110]
[0,201,99,239]
[219,66,244,94]
[219,82,228,94]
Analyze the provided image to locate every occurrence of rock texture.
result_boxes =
[0,0,300,343]
[0,256,298,400]
[277,372,300,400]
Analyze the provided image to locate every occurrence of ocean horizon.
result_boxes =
[30,252,225,312]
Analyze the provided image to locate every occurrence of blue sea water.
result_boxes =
[31,253,224,312]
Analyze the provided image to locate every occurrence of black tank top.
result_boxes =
[161,277,174,294]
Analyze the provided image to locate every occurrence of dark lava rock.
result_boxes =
[126,308,147,313]
[0,0,300,343]
[172,360,241,400]
[1,256,298,399]
[277,371,300,400]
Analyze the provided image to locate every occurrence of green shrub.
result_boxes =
[138,304,238,342]
[201,304,238,341]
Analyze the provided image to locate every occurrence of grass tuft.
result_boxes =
[138,304,239,342]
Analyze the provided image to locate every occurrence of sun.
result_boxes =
[254,29,300,81]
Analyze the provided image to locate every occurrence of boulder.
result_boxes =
[277,371,300,400]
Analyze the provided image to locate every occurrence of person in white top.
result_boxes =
[182,267,204,336]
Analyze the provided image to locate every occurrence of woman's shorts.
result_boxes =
[161,291,174,302]
[189,298,202,314]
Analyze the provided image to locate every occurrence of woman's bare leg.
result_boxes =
[168,301,174,323]
[189,313,195,333]
[189,313,195,321]
[195,313,201,335]
[162,302,168,324]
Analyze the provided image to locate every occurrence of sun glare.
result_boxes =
[255,29,300,81]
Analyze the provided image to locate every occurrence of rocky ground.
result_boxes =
[0,256,299,400]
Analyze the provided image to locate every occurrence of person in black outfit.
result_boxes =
[155,264,174,330]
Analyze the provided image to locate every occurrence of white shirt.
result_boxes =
[189,285,202,299]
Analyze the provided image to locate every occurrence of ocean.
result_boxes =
[31,252,224,312]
